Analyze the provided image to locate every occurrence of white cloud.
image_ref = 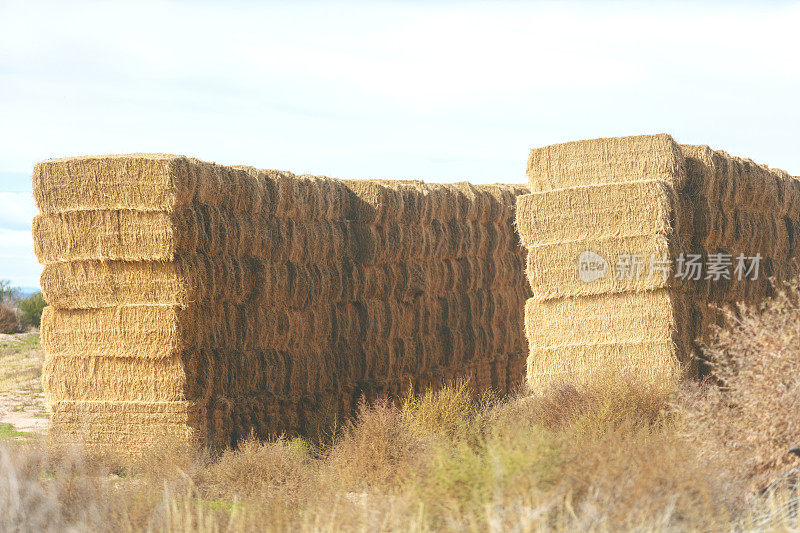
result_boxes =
[0,0,799,286]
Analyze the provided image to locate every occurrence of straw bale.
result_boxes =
[42,352,212,402]
[525,234,682,301]
[40,256,255,309]
[515,181,679,248]
[48,400,207,448]
[42,304,332,357]
[33,154,192,214]
[527,341,684,389]
[524,290,690,351]
[33,155,305,217]
[526,134,686,192]
[209,349,290,398]
[33,207,357,265]
[681,144,796,217]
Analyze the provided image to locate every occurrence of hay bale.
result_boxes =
[515,181,680,248]
[40,257,254,309]
[42,352,212,402]
[525,234,680,302]
[48,400,207,450]
[520,135,799,392]
[526,134,686,192]
[35,153,531,453]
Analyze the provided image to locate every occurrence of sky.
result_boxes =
[1,0,799,288]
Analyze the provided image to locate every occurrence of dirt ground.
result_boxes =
[0,332,48,442]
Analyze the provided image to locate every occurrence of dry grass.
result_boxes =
[678,280,800,486]
[5,284,800,530]
[0,379,764,531]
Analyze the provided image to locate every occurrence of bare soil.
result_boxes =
[0,332,48,441]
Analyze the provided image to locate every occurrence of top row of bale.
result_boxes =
[33,154,523,224]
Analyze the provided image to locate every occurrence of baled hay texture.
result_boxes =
[34,155,354,221]
[526,134,686,192]
[41,256,254,309]
[41,252,540,314]
[450,182,494,222]
[380,181,526,226]
[34,152,535,450]
[701,208,789,259]
[43,257,386,311]
[42,352,213,402]
[526,341,684,390]
[525,234,682,302]
[207,393,308,447]
[48,400,207,448]
[209,349,290,398]
[41,304,336,357]
[42,305,188,359]
[507,352,527,390]
[473,184,529,223]
[34,154,192,214]
[352,219,508,265]
[681,144,798,217]
[680,145,719,198]
[34,156,263,217]
[524,290,691,353]
[342,180,406,224]
[515,180,680,248]
[524,291,691,388]
[33,207,356,265]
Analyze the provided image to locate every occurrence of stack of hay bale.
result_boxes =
[33,154,530,451]
[342,180,530,401]
[516,135,800,388]
[680,145,800,349]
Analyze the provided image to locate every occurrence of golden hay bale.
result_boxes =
[40,256,255,309]
[42,352,213,402]
[526,341,683,390]
[41,304,326,358]
[48,400,207,449]
[33,155,291,217]
[526,134,686,192]
[515,181,679,248]
[524,234,683,302]
[34,152,533,452]
[524,290,690,351]
[33,207,358,266]
[33,154,191,214]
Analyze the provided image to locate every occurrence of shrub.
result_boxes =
[18,292,46,329]
[0,303,22,334]
[679,280,800,484]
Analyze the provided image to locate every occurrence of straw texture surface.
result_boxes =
[519,135,800,388]
[33,155,531,451]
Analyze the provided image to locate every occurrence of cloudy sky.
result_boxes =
[1,0,799,288]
